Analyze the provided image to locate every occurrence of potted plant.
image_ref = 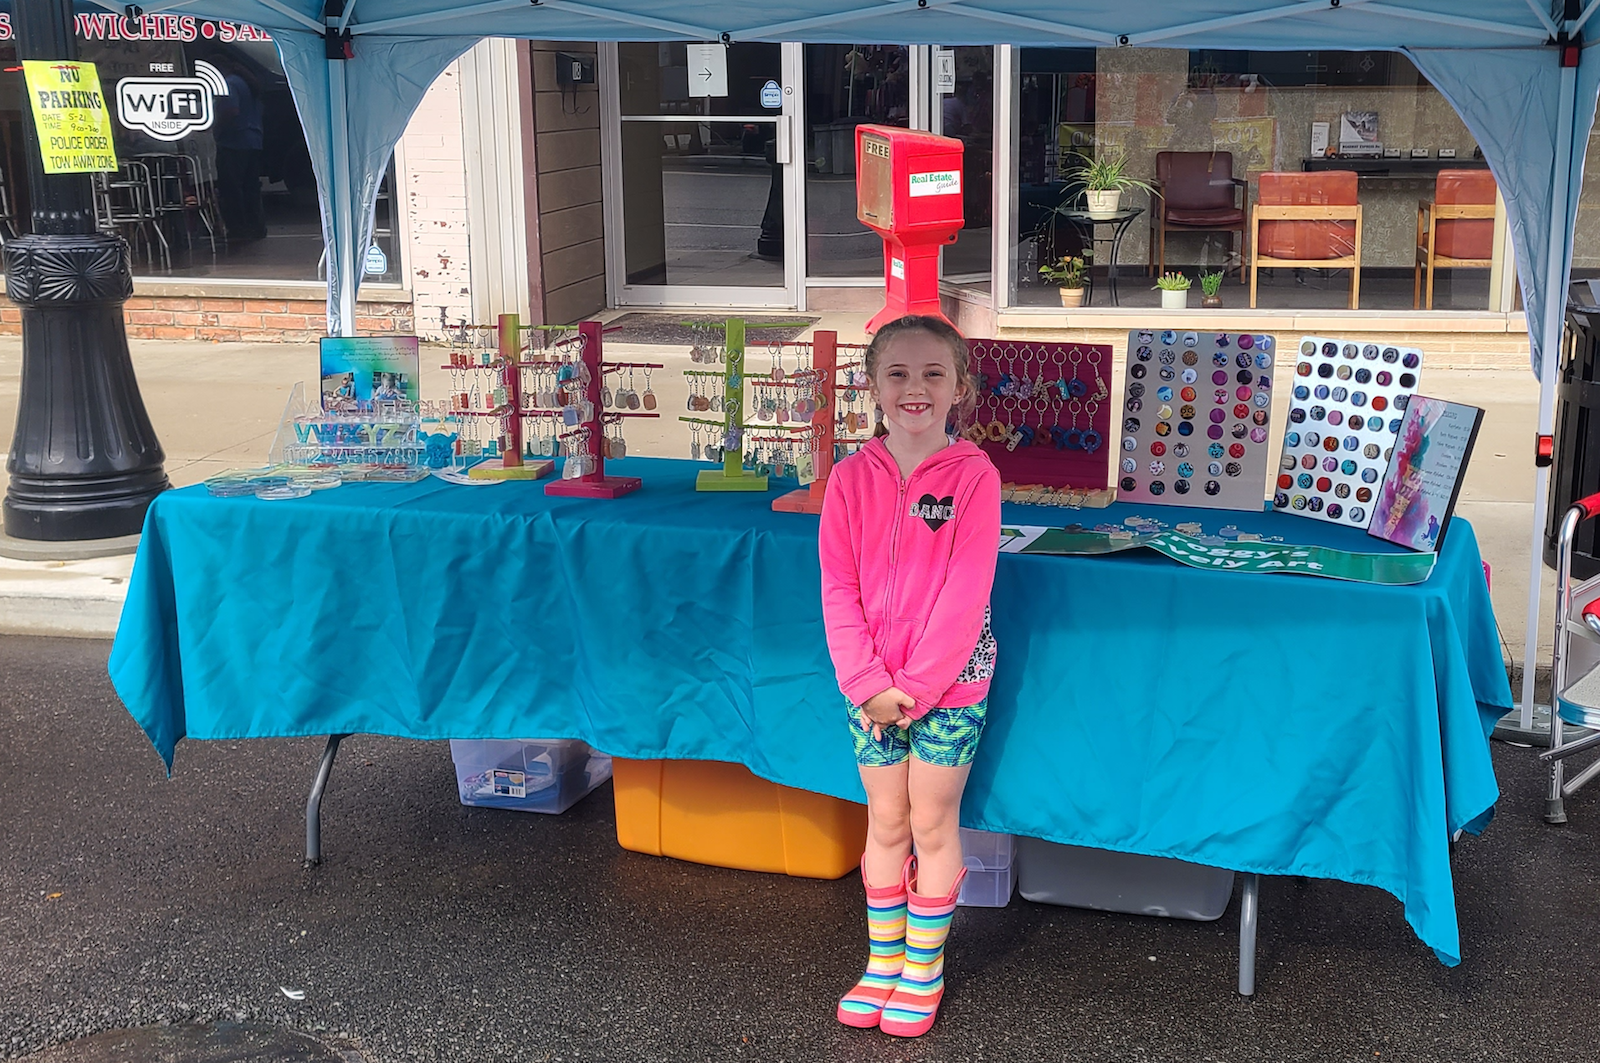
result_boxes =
[1199,270,1226,308]
[1154,271,1191,310]
[1039,252,1091,307]
[1070,148,1155,217]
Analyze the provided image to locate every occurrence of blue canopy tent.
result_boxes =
[94,0,1600,718]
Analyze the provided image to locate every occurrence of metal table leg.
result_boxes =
[1238,873,1260,996]
[304,734,350,867]
[1108,216,1136,306]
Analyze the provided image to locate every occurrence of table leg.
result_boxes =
[304,733,350,868]
[1238,872,1260,996]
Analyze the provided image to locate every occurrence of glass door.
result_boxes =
[603,43,802,308]
[930,46,995,290]
[802,45,911,281]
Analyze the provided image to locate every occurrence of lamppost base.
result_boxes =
[0,527,140,560]
[3,232,169,541]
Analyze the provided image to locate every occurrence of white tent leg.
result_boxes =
[1521,60,1580,730]
[328,54,358,338]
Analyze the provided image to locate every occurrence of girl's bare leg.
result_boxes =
[859,762,912,886]
[906,759,972,895]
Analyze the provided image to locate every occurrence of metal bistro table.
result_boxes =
[1053,207,1144,306]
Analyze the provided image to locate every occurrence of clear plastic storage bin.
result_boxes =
[1016,837,1235,921]
[449,738,611,814]
[956,827,1016,908]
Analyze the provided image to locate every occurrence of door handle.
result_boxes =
[774,115,792,166]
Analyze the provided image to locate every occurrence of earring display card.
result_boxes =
[1115,330,1276,510]
[967,339,1114,490]
[1367,395,1483,552]
[1273,336,1424,528]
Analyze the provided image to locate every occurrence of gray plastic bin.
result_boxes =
[1017,837,1235,921]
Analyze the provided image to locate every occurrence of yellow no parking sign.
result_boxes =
[21,60,118,174]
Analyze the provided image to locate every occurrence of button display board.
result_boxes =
[1115,330,1275,510]
[1273,335,1424,528]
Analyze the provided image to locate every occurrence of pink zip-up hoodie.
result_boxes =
[819,436,1001,719]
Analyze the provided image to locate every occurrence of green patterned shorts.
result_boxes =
[847,696,988,768]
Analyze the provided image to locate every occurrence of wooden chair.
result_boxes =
[1415,169,1496,309]
[1150,151,1248,282]
[1249,171,1362,309]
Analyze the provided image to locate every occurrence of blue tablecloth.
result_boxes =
[109,456,1511,966]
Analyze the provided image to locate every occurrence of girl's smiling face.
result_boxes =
[871,331,965,443]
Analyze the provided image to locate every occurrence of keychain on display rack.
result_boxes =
[681,318,813,492]
[1274,336,1425,528]
[1116,330,1276,510]
[962,338,1116,507]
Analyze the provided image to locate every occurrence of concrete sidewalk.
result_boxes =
[0,326,1550,668]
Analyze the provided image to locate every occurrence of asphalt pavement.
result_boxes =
[3,633,1599,1062]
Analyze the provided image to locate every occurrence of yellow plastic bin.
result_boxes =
[612,758,867,880]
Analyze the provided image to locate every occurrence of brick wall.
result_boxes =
[402,61,474,340]
[0,295,413,341]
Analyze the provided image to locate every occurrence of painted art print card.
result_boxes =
[320,336,420,413]
[1368,395,1484,552]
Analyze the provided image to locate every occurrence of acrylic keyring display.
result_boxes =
[542,320,662,499]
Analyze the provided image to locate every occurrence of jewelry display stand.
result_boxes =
[442,313,554,480]
[771,330,837,514]
[965,339,1116,507]
[542,320,662,499]
[682,318,771,492]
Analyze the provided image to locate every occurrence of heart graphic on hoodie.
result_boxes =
[913,493,956,532]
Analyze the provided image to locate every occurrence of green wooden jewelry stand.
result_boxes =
[685,318,768,492]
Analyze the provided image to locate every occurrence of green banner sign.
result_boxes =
[1000,526,1436,586]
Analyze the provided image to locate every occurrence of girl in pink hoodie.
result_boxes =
[819,315,1001,1038]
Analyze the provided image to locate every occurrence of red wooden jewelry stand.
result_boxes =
[544,320,662,499]
[441,313,554,479]
[772,330,838,515]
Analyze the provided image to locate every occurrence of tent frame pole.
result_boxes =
[1522,54,1581,729]
[328,52,358,337]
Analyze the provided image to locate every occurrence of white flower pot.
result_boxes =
[1160,288,1189,311]
[1084,190,1121,216]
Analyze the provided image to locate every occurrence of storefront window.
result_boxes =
[939,46,992,289]
[803,44,908,279]
[1010,48,1495,312]
[0,9,399,284]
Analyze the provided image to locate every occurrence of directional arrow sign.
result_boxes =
[685,43,728,98]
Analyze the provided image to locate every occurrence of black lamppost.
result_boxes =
[3,0,168,542]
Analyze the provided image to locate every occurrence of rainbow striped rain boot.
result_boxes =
[878,857,966,1038]
[836,856,911,1028]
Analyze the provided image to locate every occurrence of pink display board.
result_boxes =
[967,339,1113,490]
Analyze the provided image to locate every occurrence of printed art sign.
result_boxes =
[999,524,1437,585]
[21,61,117,174]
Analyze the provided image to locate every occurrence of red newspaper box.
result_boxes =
[855,125,965,332]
